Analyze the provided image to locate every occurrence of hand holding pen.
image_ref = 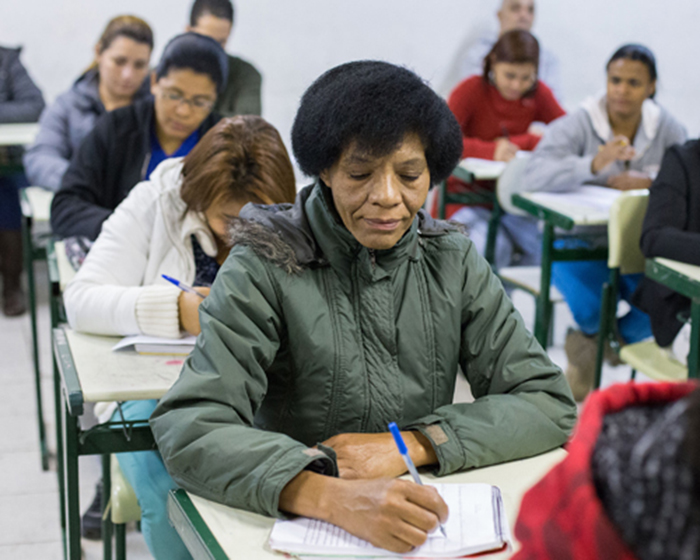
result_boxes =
[162,275,210,336]
[592,135,635,173]
[389,422,448,538]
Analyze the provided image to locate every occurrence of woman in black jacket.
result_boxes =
[50,32,227,240]
[633,139,700,362]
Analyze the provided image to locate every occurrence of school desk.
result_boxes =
[168,448,567,560]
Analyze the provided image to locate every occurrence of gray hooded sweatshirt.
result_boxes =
[524,94,687,193]
[23,69,150,191]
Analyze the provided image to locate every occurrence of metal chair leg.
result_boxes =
[115,523,127,560]
[103,454,114,560]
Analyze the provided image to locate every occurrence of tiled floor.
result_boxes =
[0,261,646,559]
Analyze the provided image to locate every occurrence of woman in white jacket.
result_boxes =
[64,115,297,339]
[62,115,296,560]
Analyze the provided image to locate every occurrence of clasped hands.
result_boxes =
[279,431,448,554]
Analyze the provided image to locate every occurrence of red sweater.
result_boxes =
[448,76,565,160]
[513,382,697,560]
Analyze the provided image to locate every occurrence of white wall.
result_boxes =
[2,0,699,178]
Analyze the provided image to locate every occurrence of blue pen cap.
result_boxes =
[388,422,408,455]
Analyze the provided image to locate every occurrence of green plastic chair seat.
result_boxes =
[110,455,141,524]
[619,341,687,382]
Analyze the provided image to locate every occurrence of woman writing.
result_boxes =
[150,60,576,555]
[524,44,687,401]
[24,15,153,191]
[446,29,565,267]
[63,116,297,559]
[50,32,227,241]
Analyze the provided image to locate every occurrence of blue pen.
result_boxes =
[388,422,447,538]
[161,274,206,299]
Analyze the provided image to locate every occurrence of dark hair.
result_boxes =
[88,15,153,71]
[291,60,462,186]
[155,32,228,93]
[607,44,658,98]
[180,116,296,213]
[483,29,540,80]
[190,0,234,26]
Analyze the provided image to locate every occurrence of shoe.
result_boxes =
[81,481,103,540]
[2,287,26,316]
[564,329,598,402]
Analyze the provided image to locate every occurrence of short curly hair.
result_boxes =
[291,60,462,186]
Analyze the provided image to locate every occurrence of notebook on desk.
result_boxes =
[269,483,510,558]
[112,334,197,355]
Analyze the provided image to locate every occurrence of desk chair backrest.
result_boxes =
[496,153,531,217]
[607,190,649,274]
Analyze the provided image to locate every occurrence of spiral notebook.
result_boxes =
[269,483,510,558]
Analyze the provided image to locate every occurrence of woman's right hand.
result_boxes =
[279,472,449,554]
[178,287,211,336]
[493,138,519,162]
[591,135,635,174]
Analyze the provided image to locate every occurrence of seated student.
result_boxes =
[23,15,153,192]
[150,60,577,554]
[63,116,297,559]
[523,44,686,401]
[447,29,564,268]
[632,139,700,365]
[461,0,562,99]
[50,32,227,241]
[513,381,700,560]
[186,0,262,116]
[0,44,45,315]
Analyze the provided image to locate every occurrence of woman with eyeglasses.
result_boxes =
[444,29,564,268]
[50,32,225,241]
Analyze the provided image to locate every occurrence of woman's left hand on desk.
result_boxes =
[322,431,437,480]
[607,170,652,191]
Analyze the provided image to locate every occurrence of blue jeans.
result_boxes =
[112,400,192,560]
[450,206,541,268]
[552,259,652,344]
[0,172,27,231]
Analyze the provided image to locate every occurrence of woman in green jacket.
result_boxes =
[151,60,577,555]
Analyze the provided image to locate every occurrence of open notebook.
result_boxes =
[112,334,197,355]
[269,483,509,558]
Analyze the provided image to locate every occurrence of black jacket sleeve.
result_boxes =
[640,146,700,265]
[50,122,112,240]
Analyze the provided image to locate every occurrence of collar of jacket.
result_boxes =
[581,93,661,158]
[237,181,458,284]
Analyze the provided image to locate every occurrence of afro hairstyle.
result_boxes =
[291,60,462,186]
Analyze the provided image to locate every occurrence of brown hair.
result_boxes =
[483,29,540,81]
[180,116,297,214]
[88,15,154,70]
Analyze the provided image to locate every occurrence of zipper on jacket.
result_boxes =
[368,249,376,269]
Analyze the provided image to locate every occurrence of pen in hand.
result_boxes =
[388,422,448,538]
[161,274,206,299]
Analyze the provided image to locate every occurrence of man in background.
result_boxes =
[187,0,262,116]
[461,0,562,99]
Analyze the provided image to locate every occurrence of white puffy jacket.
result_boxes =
[63,158,218,338]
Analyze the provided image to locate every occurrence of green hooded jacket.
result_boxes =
[150,182,577,518]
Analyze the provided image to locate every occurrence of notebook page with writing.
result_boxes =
[269,483,509,558]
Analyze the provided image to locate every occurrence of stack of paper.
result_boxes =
[112,334,197,356]
[269,483,510,558]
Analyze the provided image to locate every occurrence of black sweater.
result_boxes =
[50,97,220,240]
[632,140,700,346]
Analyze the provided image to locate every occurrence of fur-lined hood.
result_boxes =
[229,182,460,275]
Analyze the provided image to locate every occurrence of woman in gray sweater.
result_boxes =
[23,15,153,191]
[523,44,687,401]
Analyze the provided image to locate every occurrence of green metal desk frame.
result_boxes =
[437,167,503,266]
[512,194,608,347]
[645,259,700,378]
[20,188,51,470]
[168,490,229,560]
[53,326,156,560]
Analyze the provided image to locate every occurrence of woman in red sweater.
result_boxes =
[446,29,565,268]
